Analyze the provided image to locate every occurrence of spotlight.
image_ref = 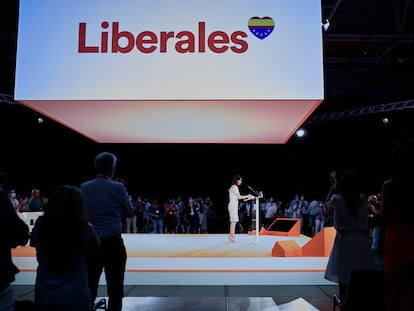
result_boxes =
[322,19,330,31]
[295,128,306,138]
[382,117,389,124]
[37,117,44,124]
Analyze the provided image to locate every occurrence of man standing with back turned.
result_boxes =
[81,152,133,311]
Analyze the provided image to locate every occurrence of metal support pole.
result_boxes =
[254,196,260,242]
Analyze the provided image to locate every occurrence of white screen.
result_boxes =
[15,0,324,143]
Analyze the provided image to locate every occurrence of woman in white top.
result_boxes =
[228,175,254,242]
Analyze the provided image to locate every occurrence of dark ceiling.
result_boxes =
[319,0,414,113]
[0,0,414,203]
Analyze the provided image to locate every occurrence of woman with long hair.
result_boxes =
[227,175,254,242]
[30,185,100,311]
[324,171,377,302]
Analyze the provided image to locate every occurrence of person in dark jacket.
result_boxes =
[30,185,100,311]
[0,172,29,311]
[81,152,133,311]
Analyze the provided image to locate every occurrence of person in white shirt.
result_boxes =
[8,189,28,213]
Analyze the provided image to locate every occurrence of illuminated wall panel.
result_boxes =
[15,0,324,143]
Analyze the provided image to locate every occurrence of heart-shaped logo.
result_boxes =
[248,17,275,40]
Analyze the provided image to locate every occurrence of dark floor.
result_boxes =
[12,284,338,310]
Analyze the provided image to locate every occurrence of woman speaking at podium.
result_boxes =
[228,175,254,243]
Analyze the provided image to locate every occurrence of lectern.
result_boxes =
[247,191,263,242]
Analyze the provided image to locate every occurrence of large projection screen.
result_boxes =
[15,0,324,143]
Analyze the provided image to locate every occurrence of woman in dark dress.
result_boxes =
[30,185,100,311]
[324,171,377,301]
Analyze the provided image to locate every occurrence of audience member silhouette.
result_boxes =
[324,171,337,227]
[8,188,28,213]
[381,139,414,311]
[135,197,146,233]
[367,193,383,252]
[164,198,177,233]
[307,198,319,236]
[124,195,137,233]
[240,200,253,233]
[0,172,29,311]
[204,196,214,217]
[174,196,185,233]
[80,152,134,311]
[142,198,151,232]
[199,199,209,233]
[186,197,200,233]
[324,170,377,303]
[263,197,278,229]
[149,198,164,233]
[30,185,100,311]
[314,200,327,236]
[28,188,47,212]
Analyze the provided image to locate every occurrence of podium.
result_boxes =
[246,195,262,242]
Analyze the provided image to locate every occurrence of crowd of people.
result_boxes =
[6,175,386,250]
[123,195,214,234]
[2,140,414,310]
[9,187,336,240]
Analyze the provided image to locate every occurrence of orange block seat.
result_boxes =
[301,227,336,257]
[271,240,302,257]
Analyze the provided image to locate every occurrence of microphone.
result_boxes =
[247,185,258,196]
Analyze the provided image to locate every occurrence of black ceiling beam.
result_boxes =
[306,99,414,123]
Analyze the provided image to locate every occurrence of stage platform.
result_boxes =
[12,232,336,286]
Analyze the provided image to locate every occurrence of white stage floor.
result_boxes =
[12,233,335,286]
[116,296,320,311]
